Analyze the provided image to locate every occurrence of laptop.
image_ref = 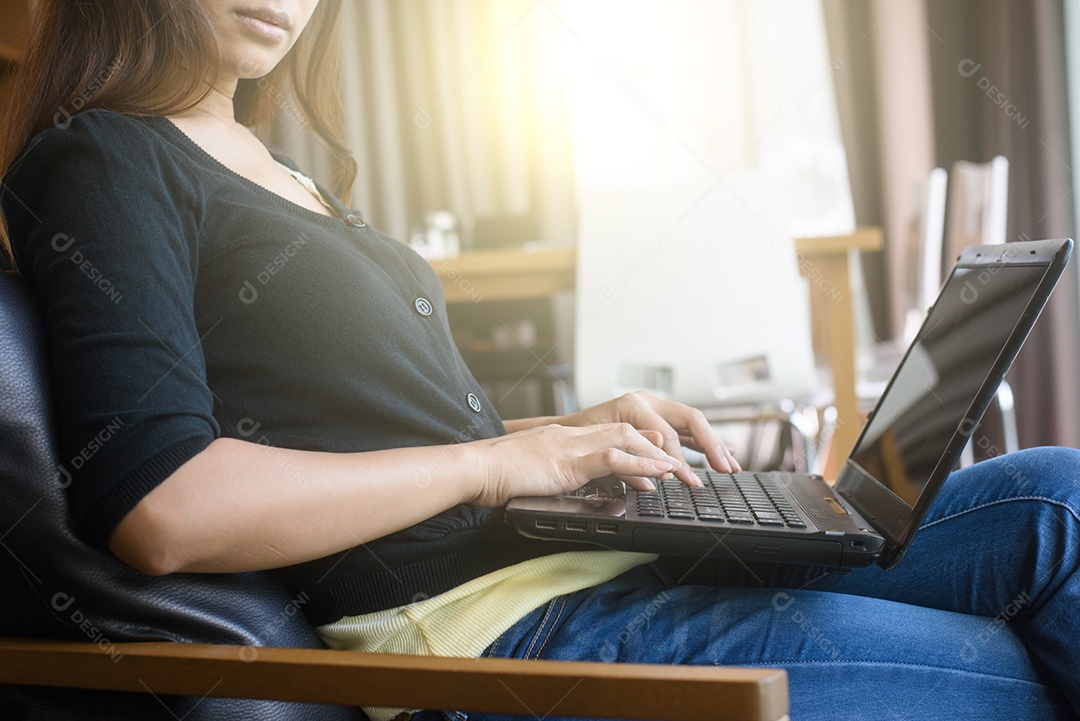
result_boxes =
[506,238,1073,571]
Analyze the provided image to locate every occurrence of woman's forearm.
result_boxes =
[109,437,483,575]
[110,412,690,577]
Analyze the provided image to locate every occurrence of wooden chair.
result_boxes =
[943,156,1009,261]
[795,227,884,478]
[796,159,1017,475]
[943,156,1018,462]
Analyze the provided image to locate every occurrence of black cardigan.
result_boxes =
[1,108,573,625]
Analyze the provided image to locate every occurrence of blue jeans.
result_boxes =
[415,447,1080,721]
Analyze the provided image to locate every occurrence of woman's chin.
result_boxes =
[230,53,282,80]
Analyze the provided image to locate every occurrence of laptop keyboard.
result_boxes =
[634,471,807,528]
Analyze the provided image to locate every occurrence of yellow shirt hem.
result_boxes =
[316,549,656,721]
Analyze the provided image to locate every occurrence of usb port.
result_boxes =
[596,523,618,534]
[535,519,557,530]
[566,520,588,532]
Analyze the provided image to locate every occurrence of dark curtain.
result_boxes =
[826,0,1080,449]
[926,0,1080,448]
[820,0,893,341]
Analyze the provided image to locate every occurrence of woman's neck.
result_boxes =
[177,80,240,125]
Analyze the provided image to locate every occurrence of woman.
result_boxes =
[1,2,1077,719]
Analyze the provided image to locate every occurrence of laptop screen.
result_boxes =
[847,261,1049,508]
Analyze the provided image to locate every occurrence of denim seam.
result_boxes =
[921,495,1080,530]
[736,659,1062,687]
[524,597,558,660]
[534,592,575,659]
[486,631,504,658]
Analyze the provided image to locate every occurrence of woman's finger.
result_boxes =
[603,397,703,486]
[678,434,699,449]
[577,423,684,484]
[577,446,671,491]
[638,429,676,478]
[645,396,739,473]
[679,434,732,462]
[583,423,678,465]
[640,428,666,449]
[612,473,665,491]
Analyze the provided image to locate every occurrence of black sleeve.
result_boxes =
[3,111,219,550]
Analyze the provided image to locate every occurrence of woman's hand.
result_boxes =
[560,391,739,485]
[469,422,681,508]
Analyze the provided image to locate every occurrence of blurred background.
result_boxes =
[3,0,1079,472]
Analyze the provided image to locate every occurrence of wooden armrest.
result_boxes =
[0,637,788,721]
[793,227,883,478]
[793,227,883,257]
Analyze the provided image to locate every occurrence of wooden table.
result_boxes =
[428,247,575,304]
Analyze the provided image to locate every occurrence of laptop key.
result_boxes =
[646,469,813,527]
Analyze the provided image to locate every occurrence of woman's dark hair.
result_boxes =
[0,0,356,267]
